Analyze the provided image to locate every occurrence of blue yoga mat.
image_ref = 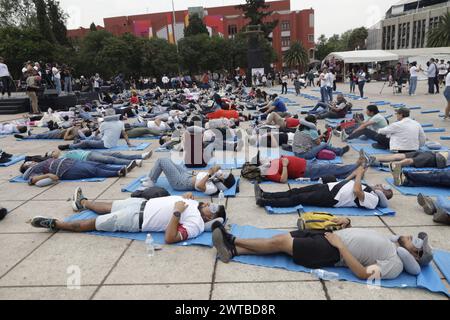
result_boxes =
[122,176,240,197]
[0,155,25,167]
[230,225,449,297]
[131,136,162,140]
[83,143,151,152]
[434,250,450,284]
[351,144,392,155]
[278,150,343,165]
[265,204,395,216]
[421,110,440,114]
[441,136,450,141]
[386,178,450,197]
[424,128,446,133]
[421,124,433,128]
[347,138,374,144]
[325,116,353,124]
[10,175,106,183]
[65,211,213,247]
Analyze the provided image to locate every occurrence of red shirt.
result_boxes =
[285,117,300,128]
[130,96,139,104]
[265,156,307,182]
[207,109,239,120]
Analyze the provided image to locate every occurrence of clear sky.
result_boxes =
[60,0,396,40]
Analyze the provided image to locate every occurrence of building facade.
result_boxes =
[367,0,450,50]
[67,0,315,71]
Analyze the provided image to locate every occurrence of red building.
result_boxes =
[67,0,315,71]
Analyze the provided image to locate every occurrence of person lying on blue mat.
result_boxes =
[364,150,449,169]
[30,187,226,244]
[417,194,450,225]
[15,126,91,141]
[258,154,366,183]
[141,158,236,196]
[19,157,132,186]
[48,149,153,167]
[211,221,433,279]
[255,166,393,209]
[0,122,27,135]
[391,167,450,187]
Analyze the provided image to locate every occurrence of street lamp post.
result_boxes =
[171,0,178,53]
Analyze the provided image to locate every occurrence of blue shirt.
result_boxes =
[272,99,287,112]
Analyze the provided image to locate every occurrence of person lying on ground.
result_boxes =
[339,105,388,141]
[131,117,172,132]
[49,149,152,166]
[257,154,364,183]
[291,115,349,159]
[363,150,449,169]
[19,157,131,186]
[255,165,393,209]
[391,166,450,187]
[0,123,27,135]
[211,220,433,279]
[15,126,91,141]
[58,109,132,151]
[417,194,450,225]
[141,158,236,196]
[30,188,227,244]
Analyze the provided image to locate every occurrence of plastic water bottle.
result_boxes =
[296,177,311,183]
[145,234,155,257]
[311,269,339,281]
[218,190,225,206]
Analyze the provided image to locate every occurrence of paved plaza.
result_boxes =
[0,81,449,300]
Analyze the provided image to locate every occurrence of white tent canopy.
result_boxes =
[324,50,399,64]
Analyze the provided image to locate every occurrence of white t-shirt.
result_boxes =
[93,77,100,88]
[147,121,169,131]
[438,63,448,76]
[52,67,61,79]
[367,113,388,132]
[327,181,379,209]
[142,196,204,239]
[319,73,327,87]
[378,117,426,151]
[100,120,124,148]
[357,71,366,82]
[0,123,18,135]
[0,63,10,77]
[162,76,169,84]
[409,66,418,78]
[446,73,450,87]
[195,172,219,195]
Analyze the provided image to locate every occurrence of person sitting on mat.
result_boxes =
[363,150,449,170]
[291,115,350,160]
[258,154,367,183]
[29,187,227,244]
[49,149,153,167]
[308,94,351,120]
[259,95,289,117]
[19,157,132,186]
[391,167,450,188]
[140,158,236,196]
[352,108,426,152]
[211,220,433,279]
[255,166,393,209]
[417,194,450,225]
[340,105,388,141]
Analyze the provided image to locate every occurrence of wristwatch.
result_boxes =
[173,211,181,218]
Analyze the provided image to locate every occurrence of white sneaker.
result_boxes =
[340,130,349,142]
[136,159,143,167]
[141,151,153,160]
[141,178,155,188]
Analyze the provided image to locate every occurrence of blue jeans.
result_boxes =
[54,78,62,95]
[320,87,328,103]
[26,129,63,139]
[327,87,333,102]
[64,76,72,93]
[61,161,122,180]
[304,162,358,180]
[309,102,328,114]
[350,81,355,92]
[358,81,365,98]
[409,77,417,95]
[87,152,141,165]
[295,143,343,160]
[69,140,106,150]
[428,78,435,94]
[403,170,450,188]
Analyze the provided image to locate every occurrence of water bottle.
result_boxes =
[310,269,339,281]
[318,178,323,184]
[296,177,311,183]
[218,190,225,206]
[145,234,155,257]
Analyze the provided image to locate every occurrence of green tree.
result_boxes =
[184,13,208,37]
[142,38,179,77]
[33,0,55,42]
[178,34,210,74]
[89,22,97,32]
[0,0,36,27]
[46,0,69,45]
[427,12,450,47]
[347,27,368,50]
[236,0,278,39]
[284,41,309,72]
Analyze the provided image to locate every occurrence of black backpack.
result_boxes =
[131,187,170,200]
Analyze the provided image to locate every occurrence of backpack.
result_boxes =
[317,149,336,160]
[241,162,262,181]
[297,212,344,231]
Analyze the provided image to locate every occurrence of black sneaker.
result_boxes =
[254,183,264,200]
[14,134,25,139]
[126,160,137,173]
[417,194,436,215]
[372,143,387,150]
[58,145,70,151]
[118,167,127,177]
[0,208,8,221]
[341,145,350,155]
[212,226,237,263]
[30,216,57,230]
[212,222,236,246]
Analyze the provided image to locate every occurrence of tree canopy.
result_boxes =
[184,13,208,37]
[427,13,450,47]
[236,0,278,39]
